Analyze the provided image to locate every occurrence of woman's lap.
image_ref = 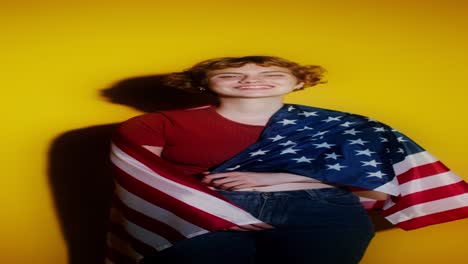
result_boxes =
[142,188,374,264]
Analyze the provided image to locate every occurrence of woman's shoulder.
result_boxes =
[286,104,370,120]
[285,104,392,128]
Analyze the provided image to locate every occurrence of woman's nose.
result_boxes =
[239,75,261,83]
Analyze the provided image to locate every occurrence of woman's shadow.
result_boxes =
[48,75,393,264]
[48,75,218,264]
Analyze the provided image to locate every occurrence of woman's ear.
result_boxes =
[294,82,304,90]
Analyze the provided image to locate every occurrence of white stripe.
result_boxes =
[399,171,462,196]
[374,176,400,196]
[382,199,395,210]
[111,143,261,225]
[110,207,173,251]
[115,182,208,238]
[385,193,468,224]
[106,232,143,261]
[393,151,438,176]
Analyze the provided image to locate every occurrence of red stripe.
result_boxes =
[108,220,156,256]
[113,165,237,231]
[395,206,468,230]
[112,136,225,195]
[113,197,186,242]
[397,161,449,184]
[382,181,468,216]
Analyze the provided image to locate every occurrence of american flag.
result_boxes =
[106,104,468,263]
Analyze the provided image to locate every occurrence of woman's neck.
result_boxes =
[215,97,284,126]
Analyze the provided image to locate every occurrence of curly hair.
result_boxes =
[163,56,326,92]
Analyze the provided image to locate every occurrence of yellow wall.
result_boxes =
[2,0,467,263]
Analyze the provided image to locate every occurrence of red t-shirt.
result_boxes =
[117,106,265,176]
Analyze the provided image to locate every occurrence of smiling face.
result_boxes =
[206,63,304,99]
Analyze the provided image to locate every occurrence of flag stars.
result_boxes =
[268,135,285,142]
[311,130,329,137]
[313,142,336,149]
[340,121,356,127]
[380,137,389,143]
[279,140,297,146]
[249,149,269,157]
[373,127,386,132]
[325,152,342,160]
[360,160,382,167]
[355,149,376,156]
[326,163,347,171]
[348,138,369,145]
[322,116,343,122]
[397,148,405,154]
[226,165,241,171]
[287,106,296,111]
[292,156,314,163]
[397,137,407,142]
[342,128,361,136]
[297,126,314,131]
[298,111,319,117]
[280,147,301,155]
[367,171,387,178]
[277,119,297,125]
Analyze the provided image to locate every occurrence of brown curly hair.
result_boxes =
[163,56,326,92]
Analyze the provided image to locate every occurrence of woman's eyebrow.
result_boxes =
[211,70,289,76]
[260,71,289,73]
[212,72,243,75]
[213,71,288,75]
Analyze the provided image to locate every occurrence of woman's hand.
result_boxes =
[201,171,316,190]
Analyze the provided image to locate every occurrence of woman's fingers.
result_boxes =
[201,172,230,184]
[205,177,240,187]
[201,172,248,187]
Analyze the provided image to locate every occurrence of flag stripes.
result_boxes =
[107,141,263,263]
[114,183,206,238]
[380,150,468,229]
[108,216,160,255]
[111,143,262,227]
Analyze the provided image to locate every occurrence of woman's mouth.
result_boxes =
[235,85,274,89]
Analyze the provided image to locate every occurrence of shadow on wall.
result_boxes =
[48,74,393,264]
[48,74,218,264]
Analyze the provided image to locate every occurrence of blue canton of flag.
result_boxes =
[211,104,424,195]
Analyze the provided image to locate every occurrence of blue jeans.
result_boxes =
[142,188,374,264]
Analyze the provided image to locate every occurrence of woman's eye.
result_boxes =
[264,74,285,77]
[218,75,239,78]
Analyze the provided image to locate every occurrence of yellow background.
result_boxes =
[1,0,467,263]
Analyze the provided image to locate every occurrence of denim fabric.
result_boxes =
[142,188,374,264]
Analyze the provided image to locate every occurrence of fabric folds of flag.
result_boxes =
[105,130,263,264]
[380,148,468,230]
[105,104,468,263]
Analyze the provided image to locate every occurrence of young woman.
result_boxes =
[107,56,468,264]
